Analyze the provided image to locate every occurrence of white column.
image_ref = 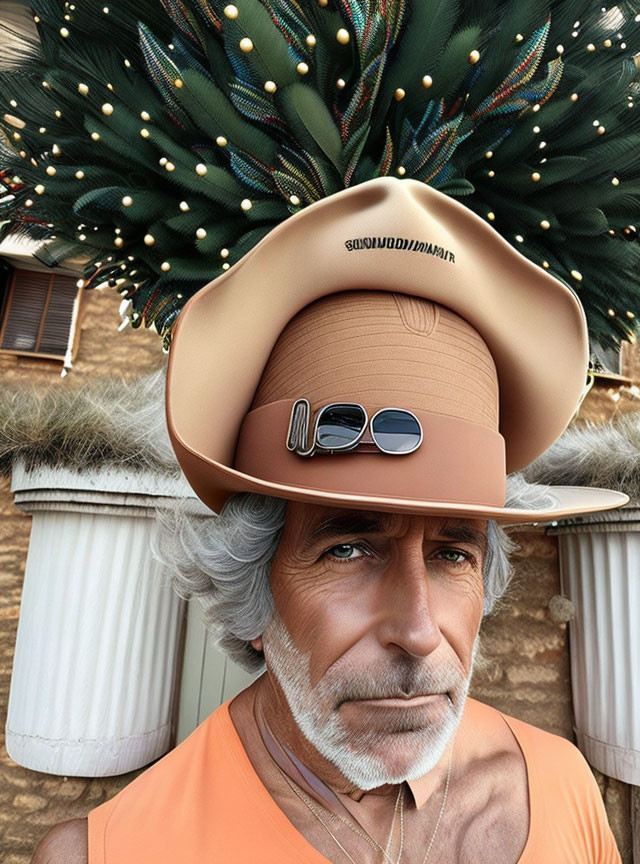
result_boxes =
[6,461,204,777]
[552,507,640,784]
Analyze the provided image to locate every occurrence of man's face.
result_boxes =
[260,502,487,790]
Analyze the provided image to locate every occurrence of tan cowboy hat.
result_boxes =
[166,177,628,522]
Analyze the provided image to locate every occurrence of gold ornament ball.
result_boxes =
[264,80,277,93]
[468,49,480,64]
[306,34,316,46]
[224,4,239,18]
[336,78,346,89]
[165,161,175,171]
[532,172,541,182]
[612,177,620,186]
[571,269,582,281]
[532,103,540,112]
[222,262,230,270]
[144,233,155,246]
[159,157,168,166]
[586,42,595,51]
[289,194,301,206]
[239,37,254,53]
[39,126,46,133]
[220,248,230,258]
[196,227,207,239]
[35,184,45,194]
[603,38,612,48]
[78,83,89,95]
[241,198,253,211]
[488,169,495,177]
[515,33,523,42]
[556,44,564,54]
[216,135,228,146]
[174,78,183,88]
[25,198,34,207]
[114,237,124,247]
[487,212,495,221]
[540,219,551,230]
[34,14,40,22]
[485,150,493,159]
[141,110,151,121]
[75,170,84,179]
[52,143,61,155]
[101,102,114,116]
[60,26,70,37]
[395,88,405,101]
[46,165,56,176]
[122,195,133,206]
[317,0,328,5]
[570,93,579,102]
[12,132,21,141]
[195,163,208,175]
[422,75,433,88]
[55,109,62,118]
[396,166,406,176]
[78,234,86,241]
[608,308,615,317]
[598,125,605,134]
[297,62,309,75]
[179,201,190,211]
[9,99,17,108]
[542,260,550,269]
[106,82,114,91]
[140,128,150,138]
[336,28,350,45]
[161,261,171,271]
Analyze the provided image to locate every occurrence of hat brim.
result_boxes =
[169,431,628,522]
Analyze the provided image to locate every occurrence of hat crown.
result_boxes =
[252,291,499,432]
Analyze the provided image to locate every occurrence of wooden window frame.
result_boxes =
[0,267,84,362]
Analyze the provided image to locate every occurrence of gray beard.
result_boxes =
[262,610,475,791]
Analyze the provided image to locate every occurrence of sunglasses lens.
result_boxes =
[317,404,366,449]
[371,410,422,453]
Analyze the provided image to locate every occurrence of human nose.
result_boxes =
[375,545,442,658]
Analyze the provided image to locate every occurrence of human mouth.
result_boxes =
[348,693,447,709]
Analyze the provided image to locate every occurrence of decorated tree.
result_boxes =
[0,0,639,350]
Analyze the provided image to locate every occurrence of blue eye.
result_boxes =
[327,543,365,561]
[435,549,469,565]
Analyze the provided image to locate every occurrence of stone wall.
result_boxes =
[0,288,633,861]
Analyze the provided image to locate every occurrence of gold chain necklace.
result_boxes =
[278,766,404,864]
[279,746,454,864]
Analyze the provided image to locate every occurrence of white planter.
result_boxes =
[551,507,640,784]
[6,460,206,777]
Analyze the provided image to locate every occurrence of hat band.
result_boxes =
[235,400,506,507]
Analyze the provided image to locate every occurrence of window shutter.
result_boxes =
[0,270,50,352]
[0,269,81,358]
[38,277,79,356]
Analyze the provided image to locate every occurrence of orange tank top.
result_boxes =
[88,698,621,863]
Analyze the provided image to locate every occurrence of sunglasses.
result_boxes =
[286,398,423,457]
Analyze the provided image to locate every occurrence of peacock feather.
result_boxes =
[0,0,639,350]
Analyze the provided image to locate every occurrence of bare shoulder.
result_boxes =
[32,818,88,864]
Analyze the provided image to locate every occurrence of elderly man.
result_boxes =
[33,180,625,863]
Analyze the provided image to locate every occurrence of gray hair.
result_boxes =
[155,474,554,672]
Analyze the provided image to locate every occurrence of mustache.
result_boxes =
[315,656,467,706]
